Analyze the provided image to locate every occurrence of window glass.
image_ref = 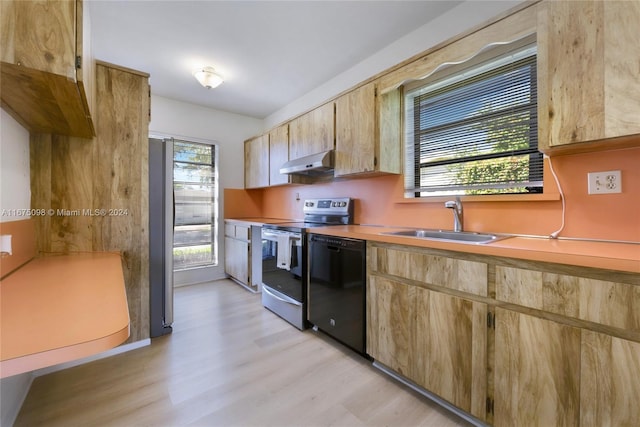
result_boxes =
[173,140,218,269]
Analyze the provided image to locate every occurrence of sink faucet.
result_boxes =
[445,197,464,232]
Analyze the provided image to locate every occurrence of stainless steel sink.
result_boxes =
[381,229,509,244]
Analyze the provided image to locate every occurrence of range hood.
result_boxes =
[280,150,334,176]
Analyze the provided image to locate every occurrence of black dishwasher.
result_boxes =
[307,234,366,355]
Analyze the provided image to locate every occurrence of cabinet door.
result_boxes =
[289,102,334,160]
[335,82,376,176]
[269,124,289,186]
[414,287,487,418]
[538,0,640,148]
[494,308,581,427]
[368,276,487,420]
[581,330,640,426]
[224,236,249,285]
[244,135,269,189]
[0,0,95,138]
[367,276,416,379]
[1,0,76,77]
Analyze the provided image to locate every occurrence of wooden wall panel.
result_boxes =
[378,4,536,92]
[93,63,149,341]
[29,134,52,252]
[50,135,94,252]
[29,63,150,342]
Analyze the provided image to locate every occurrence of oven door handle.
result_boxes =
[262,231,302,245]
[262,285,302,307]
[262,231,281,241]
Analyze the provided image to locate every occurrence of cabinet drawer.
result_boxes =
[370,244,488,297]
[234,225,250,241]
[496,266,640,332]
[224,223,250,240]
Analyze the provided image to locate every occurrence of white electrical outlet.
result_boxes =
[587,170,622,194]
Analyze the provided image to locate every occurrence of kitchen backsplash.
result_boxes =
[226,145,640,242]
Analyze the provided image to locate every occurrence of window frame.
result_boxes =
[403,36,543,198]
[172,139,219,270]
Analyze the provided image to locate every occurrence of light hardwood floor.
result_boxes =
[15,280,471,427]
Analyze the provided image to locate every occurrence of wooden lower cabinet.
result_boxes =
[367,276,415,378]
[367,242,640,426]
[494,308,640,427]
[224,223,250,287]
[493,309,581,427]
[580,331,640,426]
[367,275,487,420]
[224,237,248,285]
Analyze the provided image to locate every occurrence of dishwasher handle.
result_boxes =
[309,234,365,251]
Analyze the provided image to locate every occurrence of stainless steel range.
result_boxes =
[261,198,353,330]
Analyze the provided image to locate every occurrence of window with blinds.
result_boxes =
[404,39,542,197]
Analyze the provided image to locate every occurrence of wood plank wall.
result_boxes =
[30,63,150,342]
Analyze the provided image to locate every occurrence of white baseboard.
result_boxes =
[33,339,151,378]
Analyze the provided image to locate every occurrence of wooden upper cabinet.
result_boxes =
[335,81,401,177]
[1,0,76,76]
[288,101,335,160]
[537,0,640,151]
[268,124,290,186]
[0,0,95,138]
[244,135,270,189]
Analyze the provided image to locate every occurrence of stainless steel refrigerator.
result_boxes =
[149,138,174,337]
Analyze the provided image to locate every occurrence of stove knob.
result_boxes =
[332,202,337,207]
[340,202,347,207]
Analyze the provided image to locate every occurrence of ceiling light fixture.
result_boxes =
[193,66,224,89]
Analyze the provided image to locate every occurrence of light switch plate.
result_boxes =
[587,170,622,194]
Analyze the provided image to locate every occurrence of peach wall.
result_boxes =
[0,219,36,279]
[224,188,263,219]
[226,146,640,243]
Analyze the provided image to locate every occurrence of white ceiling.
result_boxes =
[88,1,463,119]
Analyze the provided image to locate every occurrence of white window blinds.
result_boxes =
[404,41,542,197]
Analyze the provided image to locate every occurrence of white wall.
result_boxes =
[149,95,263,284]
[265,0,523,128]
[0,108,33,427]
[1,109,31,222]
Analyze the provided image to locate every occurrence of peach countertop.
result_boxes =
[0,252,130,378]
[225,218,639,274]
[308,225,640,274]
[225,217,295,227]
